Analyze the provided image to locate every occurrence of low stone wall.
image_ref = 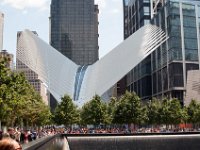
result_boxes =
[23,133,200,150]
[23,135,59,150]
[65,134,200,150]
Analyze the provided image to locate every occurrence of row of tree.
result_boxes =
[53,92,200,129]
[0,58,51,128]
[1,56,200,129]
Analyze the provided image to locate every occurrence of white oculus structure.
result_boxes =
[17,24,167,106]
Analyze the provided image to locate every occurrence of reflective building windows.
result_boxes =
[168,1,180,15]
[123,0,151,39]
[167,1,182,62]
[123,0,200,103]
[182,3,195,17]
[182,3,198,61]
[50,0,99,65]
[169,63,184,88]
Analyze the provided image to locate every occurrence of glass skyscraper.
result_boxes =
[123,0,151,39]
[118,0,152,97]
[123,0,200,105]
[50,0,99,65]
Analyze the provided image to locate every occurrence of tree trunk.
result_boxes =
[0,120,1,130]
[11,119,15,127]
[20,119,24,129]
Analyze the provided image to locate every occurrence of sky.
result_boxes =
[0,0,123,61]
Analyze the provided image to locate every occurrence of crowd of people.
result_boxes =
[0,127,56,144]
[0,126,199,149]
[0,126,63,150]
[62,126,199,134]
[1,126,198,141]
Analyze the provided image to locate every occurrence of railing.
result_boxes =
[22,132,200,150]
[22,134,70,150]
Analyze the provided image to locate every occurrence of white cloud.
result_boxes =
[107,1,122,15]
[2,0,49,10]
[111,8,120,14]
[22,10,28,14]
[95,0,106,10]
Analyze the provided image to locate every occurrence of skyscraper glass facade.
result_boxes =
[124,0,200,104]
[123,0,151,39]
[119,0,152,97]
[50,0,99,65]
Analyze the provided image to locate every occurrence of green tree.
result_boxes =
[146,98,162,127]
[80,95,107,126]
[187,100,200,128]
[140,105,148,126]
[5,72,31,126]
[0,58,12,127]
[53,95,79,127]
[107,97,118,125]
[159,98,170,128]
[168,98,182,125]
[0,57,52,128]
[113,91,143,127]
[159,98,182,129]
[34,103,52,126]
[112,96,127,125]
[22,90,52,127]
[181,106,189,125]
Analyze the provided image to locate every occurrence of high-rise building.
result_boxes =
[123,0,151,39]
[0,12,4,51]
[123,0,167,39]
[123,0,200,105]
[118,0,152,97]
[50,0,99,65]
[16,31,48,105]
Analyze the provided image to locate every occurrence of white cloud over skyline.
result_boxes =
[1,0,120,16]
[2,0,107,11]
[0,0,123,59]
[110,8,120,14]
[1,0,49,10]
[95,0,106,10]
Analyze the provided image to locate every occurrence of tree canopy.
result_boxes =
[53,95,79,126]
[0,58,51,127]
[80,95,108,126]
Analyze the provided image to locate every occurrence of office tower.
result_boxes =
[50,0,99,65]
[0,12,4,51]
[16,31,48,105]
[123,0,151,39]
[117,0,152,97]
[123,0,166,39]
[123,0,200,105]
[152,0,166,15]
